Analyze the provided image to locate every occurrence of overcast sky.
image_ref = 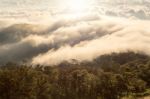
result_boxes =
[0,0,149,8]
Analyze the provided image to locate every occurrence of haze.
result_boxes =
[0,0,150,65]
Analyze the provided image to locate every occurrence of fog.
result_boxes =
[0,0,150,65]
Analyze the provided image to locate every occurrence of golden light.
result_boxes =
[67,0,91,13]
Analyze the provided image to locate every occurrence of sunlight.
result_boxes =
[67,0,91,13]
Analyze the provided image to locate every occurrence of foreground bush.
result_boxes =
[0,52,149,99]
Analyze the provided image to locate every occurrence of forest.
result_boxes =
[0,52,150,99]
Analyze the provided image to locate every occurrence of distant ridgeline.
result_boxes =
[58,51,149,68]
[0,52,150,99]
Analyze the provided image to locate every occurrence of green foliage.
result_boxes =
[0,52,150,99]
[0,66,51,99]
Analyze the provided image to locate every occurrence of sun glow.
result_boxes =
[67,0,91,13]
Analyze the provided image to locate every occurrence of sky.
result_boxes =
[0,0,150,21]
[0,0,150,65]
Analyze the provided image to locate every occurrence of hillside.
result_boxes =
[0,52,150,99]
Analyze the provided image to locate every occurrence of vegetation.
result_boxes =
[0,52,150,99]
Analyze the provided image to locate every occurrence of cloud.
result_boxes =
[32,18,150,65]
[0,14,123,64]
[0,1,150,65]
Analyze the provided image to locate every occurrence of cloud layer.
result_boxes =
[32,18,150,65]
[0,14,150,65]
[0,1,150,65]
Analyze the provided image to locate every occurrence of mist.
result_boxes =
[0,0,150,65]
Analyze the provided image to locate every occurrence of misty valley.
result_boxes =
[0,0,150,99]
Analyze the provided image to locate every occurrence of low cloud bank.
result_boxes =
[32,19,150,65]
[0,13,150,65]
